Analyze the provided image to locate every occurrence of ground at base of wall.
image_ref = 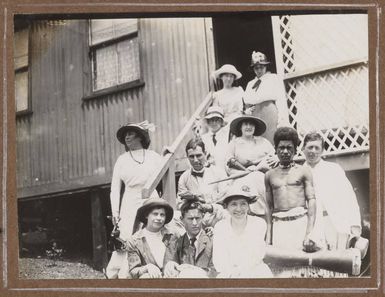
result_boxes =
[19,257,105,279]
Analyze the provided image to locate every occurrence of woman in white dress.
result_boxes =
[105,121,162,279]
[243,51,289,143]
[212,64,244,124]
[213,184,273,278]
[225,115,277,215]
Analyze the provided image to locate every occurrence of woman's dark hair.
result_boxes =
[185,138,206,155]
[123,129,150,152]
[250,63,269,73]
[219,73,236,80]
[303,132,325,150]
[273,127,300,149]
[217,73,239,88]
[142,206,166,226]
[235,119,255,137]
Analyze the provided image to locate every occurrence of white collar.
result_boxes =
[235,136,258,144]
[255,71,271,81]
[304,159,324,169]
[143,228,162,237]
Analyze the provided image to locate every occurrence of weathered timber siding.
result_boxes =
[16,18,212,198]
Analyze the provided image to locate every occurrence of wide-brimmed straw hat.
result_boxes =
[135,197,174,225]
[116,121,153,149]
[204,106,225,121]
[229,115,266,137]
[213,64,242,80]
[217,184,257,206]
[250,51,270,67]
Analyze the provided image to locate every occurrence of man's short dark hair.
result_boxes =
[273,127,300,149]
[303,131,325,150]
[180,200,203,218]
[185,138,206,155]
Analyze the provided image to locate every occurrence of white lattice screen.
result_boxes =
[273,14,369,157]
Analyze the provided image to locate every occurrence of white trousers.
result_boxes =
[272,216,307,250]
[105,251,130,279]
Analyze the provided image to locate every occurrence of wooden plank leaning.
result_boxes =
[141,93,214,206]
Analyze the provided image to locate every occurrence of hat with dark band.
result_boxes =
[116,122,152,149]
[250,51,270,67]
[204,106,225,121]
[217,184,257,206]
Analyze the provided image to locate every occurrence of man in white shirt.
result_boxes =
[176,139,229,229]
[200,106,229,171]
[302,132,362,250]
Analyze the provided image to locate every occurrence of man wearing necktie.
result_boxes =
[176,139,229,232]
[164,200,216,278]
[243,51,290,143]
[212,134,217,146]
[201,106,229,172]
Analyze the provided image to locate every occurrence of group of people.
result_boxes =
[104,51,363,279]
[209,51,289,144]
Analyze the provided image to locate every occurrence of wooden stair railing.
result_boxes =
[141,93,214,208]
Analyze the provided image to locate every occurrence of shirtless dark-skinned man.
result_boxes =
[264,127,317,252]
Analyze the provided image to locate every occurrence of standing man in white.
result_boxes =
[302,132,362,250]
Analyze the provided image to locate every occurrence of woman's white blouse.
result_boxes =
[110,149,162,239]
[213,215,267,275]
[142,229,166,269]
[226,136,274,168]
[213,86,244,122]
[243,72,289,127]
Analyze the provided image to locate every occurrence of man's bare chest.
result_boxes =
[270,169,304,189]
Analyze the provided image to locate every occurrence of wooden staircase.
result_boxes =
[141,93,213,208]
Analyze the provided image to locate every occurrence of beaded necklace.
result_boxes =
[278,162,295,169]
[129,148,145,164]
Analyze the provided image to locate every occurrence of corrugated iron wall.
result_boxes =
[16,18,212,198]
[140,18,211,153]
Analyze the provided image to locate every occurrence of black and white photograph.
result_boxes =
[13,10,371,282]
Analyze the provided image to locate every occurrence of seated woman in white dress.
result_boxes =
[213,184,273,278]
[225,115,277,215]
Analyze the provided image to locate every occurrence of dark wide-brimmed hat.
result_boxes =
[116,121,152,149]
[229,115,266,137]
[217,184,257,206]
[250,51,270,67]
[213,64,242,80]
[135,197,174,225]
